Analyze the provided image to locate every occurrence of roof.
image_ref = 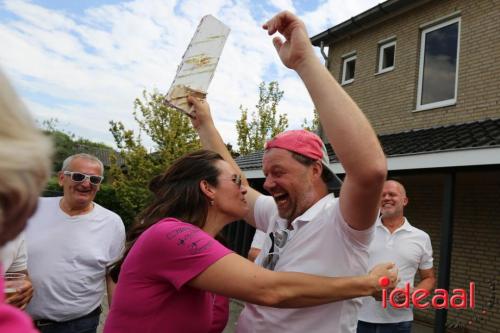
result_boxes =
[73,144,125,167]
[310,0,430,46]
[235,118,500,172]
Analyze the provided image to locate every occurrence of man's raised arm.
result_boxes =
[263,11,387,230]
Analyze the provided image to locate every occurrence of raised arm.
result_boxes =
[189,253,397,307]
[188,96,261,227]
[263,11,387,230]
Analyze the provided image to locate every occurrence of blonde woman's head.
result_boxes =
[0,69,53,246]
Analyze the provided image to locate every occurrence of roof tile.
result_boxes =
[236,118,500,171]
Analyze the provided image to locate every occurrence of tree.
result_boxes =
[301,109,320,133]
[132,90,201,165]
[109,90,201,227]
[37,119,130,223]
[236,81,288,155]
[39,118,115,173]
[225,143,239,158]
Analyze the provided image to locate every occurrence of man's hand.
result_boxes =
[262,11,316,71]
[187,95,214,131]
[5,279,33,310]
[368,262,399,300]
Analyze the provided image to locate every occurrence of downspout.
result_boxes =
[318,40,329,142]
[318,40,343,189]
[434,171,456,333]
[320,40,330,69]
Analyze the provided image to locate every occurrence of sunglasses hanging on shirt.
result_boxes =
[262,228,290,271]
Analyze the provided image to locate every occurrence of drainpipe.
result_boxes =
[434,171,456,332]
[320,41,329,68]
[318,41,329,142]
[317,41,343,189]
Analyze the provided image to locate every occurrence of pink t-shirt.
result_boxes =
[211,294,229,333]
[0,265,38,333]
[104,218,232,333]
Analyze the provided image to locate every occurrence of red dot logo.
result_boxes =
[378,276,390,288]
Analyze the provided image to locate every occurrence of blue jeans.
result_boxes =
[35,311,100,333]
[357,320,412,333]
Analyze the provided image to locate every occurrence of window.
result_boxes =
[416,17,461,111]
[341,54,356,85]
[378,40,396,73]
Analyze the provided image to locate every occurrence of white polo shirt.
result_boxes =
[358,218,433,323]
[250,229,266,250]
[236,194,374,333]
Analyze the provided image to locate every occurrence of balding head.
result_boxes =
[385,180,406,197]
[380,180,408,220]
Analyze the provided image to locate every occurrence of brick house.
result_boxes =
[230,0,500,332]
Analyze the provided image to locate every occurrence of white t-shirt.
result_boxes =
[25,197,125,321]
[0,233,27,274]
[358,218,433,323]
[250,229,266,250]
[237,194,374,333]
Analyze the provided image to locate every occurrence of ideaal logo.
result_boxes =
[378,276,475,309]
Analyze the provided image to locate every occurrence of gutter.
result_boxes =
[310,0,430,46]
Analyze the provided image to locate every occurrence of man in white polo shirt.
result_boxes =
[193,11,388,333]
[357,180,436,333]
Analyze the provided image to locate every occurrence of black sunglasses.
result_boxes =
[220,174,242,187]
[232,174,242,187]
[63,171,103,185]
[262,229,289,271]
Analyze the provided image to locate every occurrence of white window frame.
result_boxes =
[377,40,396,74]
[416,17,461,111]
[341,54,357,85]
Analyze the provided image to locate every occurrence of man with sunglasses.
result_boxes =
[25,153,125,333]
[191,11,387,333]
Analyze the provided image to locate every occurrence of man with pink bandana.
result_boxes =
[196,11,387,333]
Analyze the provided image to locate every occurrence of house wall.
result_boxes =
[327,0,500,135]
[398,170,500,332]
[230,168,500,332]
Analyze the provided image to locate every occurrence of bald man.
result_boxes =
[357,180,436,333]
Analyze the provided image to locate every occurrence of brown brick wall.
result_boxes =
[395,170,500,332]
[327,0,500,135]
[398,174,443,325]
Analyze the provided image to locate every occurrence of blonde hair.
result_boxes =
[0,69,53,245]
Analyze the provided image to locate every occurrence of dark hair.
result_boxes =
[109,150,224,282]
[290,152,335,185]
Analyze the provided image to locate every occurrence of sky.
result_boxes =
[0,0,382,150]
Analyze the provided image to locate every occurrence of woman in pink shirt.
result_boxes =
[104,147,397,333]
